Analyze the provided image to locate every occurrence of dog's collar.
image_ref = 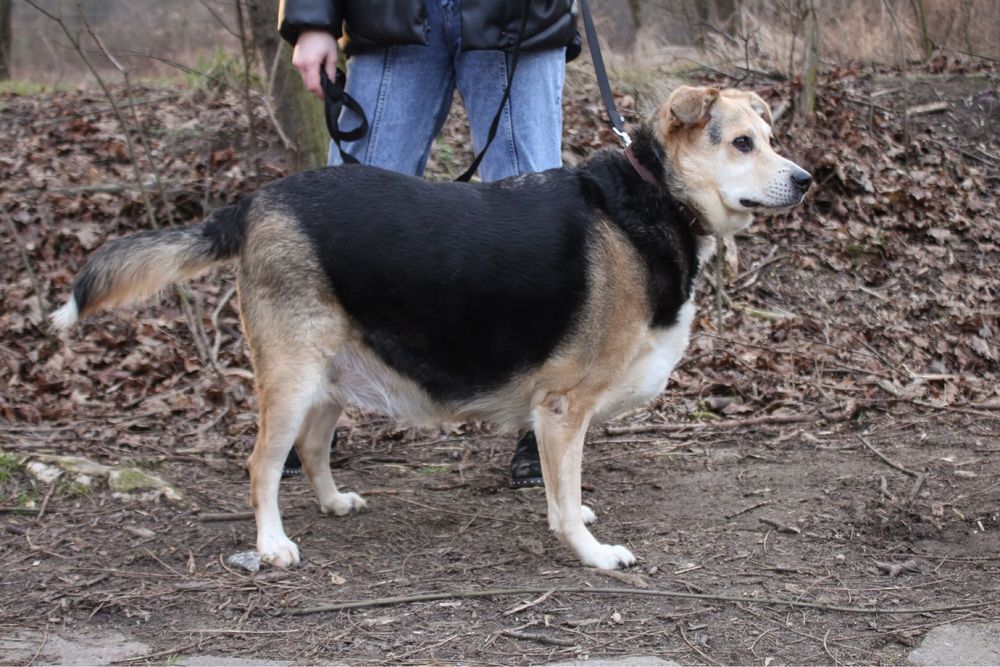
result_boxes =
[624,146,712,237]
[624,145,660,189]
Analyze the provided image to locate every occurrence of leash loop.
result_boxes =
[320,67,368,165]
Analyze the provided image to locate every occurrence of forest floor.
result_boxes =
[1,56,998,665]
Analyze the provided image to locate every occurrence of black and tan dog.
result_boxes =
[52,86,811,570]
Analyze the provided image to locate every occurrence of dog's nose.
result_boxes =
[792,169,813,193]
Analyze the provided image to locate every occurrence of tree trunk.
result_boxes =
[0,0,12,80]
[909,0,932,60]
[243,0,329,171]
[798,0,820,121]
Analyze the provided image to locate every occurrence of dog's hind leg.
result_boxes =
[246,363,324,568]
[533,393,636,570]
[295,401,368,516]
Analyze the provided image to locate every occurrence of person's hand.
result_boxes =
[292,29,339,100]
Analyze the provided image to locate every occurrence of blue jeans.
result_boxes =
[329,0,565,181]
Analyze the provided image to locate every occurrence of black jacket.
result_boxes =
[278,0,579,57]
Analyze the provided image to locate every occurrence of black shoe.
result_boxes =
[282,429,341,478]
[509,430,544,488]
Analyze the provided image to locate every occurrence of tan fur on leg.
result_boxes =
[246,361,326,568]
[533,392,635,569]
[295,402,367,516]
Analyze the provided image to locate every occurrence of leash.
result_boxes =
[578,0,631,148]
[319,67,368,165]
[455,0,530,182]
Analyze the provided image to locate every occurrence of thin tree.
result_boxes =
[909,0,932,60]
[242,0,329,171]
[26,0,212,362]
[0,0,11,80]
[797,0,820,121]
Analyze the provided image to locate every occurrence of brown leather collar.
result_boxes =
[624,145,660,188]
[624,146,712,237]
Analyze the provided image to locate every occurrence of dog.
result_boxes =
[51,86,811,570]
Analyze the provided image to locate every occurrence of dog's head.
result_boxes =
[656,86,812,235]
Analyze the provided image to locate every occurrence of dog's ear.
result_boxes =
[662,86,720,130]
[747,92,773,126]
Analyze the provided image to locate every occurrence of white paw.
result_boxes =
[581,504,597,525]
[258,533,300,568]
[321,491,368,517]
[579,542,636,570]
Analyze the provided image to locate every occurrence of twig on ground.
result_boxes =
[858,435,917,476]
[503,589,554,616]
[823,628,838,665]
[605,413,812,436]
[35,481,59,523]
[394,633,461,661]
[110,638,205,665]
[875,559,919,577]
[858,435,926,505]
[0,507,41,515]
[501,629,575,648]
[284,585,999,617]
[912,399,1000,419]
[196,511,255,523]
[677,621,720,666]
[725,500,773,520]
[759,517,800,534]
[906,101,948,116]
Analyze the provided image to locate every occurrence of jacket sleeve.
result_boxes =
[277,0,344,45]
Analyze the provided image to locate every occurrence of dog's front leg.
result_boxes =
[533,393,636,569]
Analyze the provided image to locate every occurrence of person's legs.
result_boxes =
[455,47,565,181]
[456,44,567,487]
[328,0,457,173]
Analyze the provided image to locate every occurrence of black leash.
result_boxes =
[578,0,631,147]
[455,0,530,181]
[319,67,368,165]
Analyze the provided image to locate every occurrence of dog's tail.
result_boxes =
[50,196,253,331]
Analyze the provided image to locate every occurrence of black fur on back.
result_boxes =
[265,126,701,401]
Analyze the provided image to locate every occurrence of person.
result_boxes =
[276,0,580,487]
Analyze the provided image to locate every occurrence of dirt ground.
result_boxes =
[1,60,999,664]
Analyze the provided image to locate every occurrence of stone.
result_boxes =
[907,622,1000,666]
[226,550,263,573]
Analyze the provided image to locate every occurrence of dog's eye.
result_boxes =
[732,136,754,153]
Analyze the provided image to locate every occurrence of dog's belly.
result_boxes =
[595,300,695,423]
[325,345,443,424]
[323,342,532,428]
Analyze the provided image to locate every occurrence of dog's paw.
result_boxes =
[579,543,636,570]
[258,534,300,568]
[321,491,368,517]
[581,504,597,525]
